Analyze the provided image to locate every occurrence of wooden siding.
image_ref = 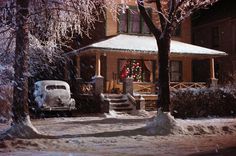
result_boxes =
[106,9,117,36]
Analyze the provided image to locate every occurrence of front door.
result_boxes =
[192,59,210,82]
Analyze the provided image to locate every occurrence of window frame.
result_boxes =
[169,60,183,82]
[117,5,151,35]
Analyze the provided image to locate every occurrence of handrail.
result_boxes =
[127,93,136,106]
[100,93,106,102]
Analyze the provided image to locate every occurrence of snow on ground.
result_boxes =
[0,111,236,156]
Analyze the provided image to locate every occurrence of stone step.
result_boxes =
[112,111,132,115]
[109,98,128,103]
[110,102,130,107]
[105,93,134,114]
[112,107,133,111]
[104,94,123,99]
[110,105,131,108]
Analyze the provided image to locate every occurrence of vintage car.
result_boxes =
[33,80,76,111]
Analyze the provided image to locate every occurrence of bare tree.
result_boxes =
[0,0,113,139]
[135,0,218,112]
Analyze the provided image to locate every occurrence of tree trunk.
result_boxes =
[156,37,171,112]
[12,0,30,124]
[0,0,45,140]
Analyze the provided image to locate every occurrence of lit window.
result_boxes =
[118,6,151,34]
[119,59,154,82]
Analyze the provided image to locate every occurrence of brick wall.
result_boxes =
[105,0,192,43]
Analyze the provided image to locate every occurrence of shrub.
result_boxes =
[170,86,236,118]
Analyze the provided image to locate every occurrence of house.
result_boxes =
[192,0,236,83]
[65,1,226,112]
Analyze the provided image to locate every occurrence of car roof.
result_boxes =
[34,80,70,88]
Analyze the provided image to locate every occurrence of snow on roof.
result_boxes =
[76,34,226,56]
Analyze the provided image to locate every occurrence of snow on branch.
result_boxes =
[138,0,219,36]
[0,0,116,50]
[173,0,219,23]
[0,0,116,84]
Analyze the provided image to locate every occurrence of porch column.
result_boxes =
[123,77,133,95]
[96,52,101,76]
[75,56,83,96]
[76,56,81,78]
[210,58,215,79]
[210,58,218,87]
[95,52,104,95]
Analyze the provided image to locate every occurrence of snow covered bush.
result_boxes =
[0,29,65,121]
[76,95,101,113]
[170,87,236,118]
[0,85,13,123]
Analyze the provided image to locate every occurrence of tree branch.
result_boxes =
[175,0,218,23]
[137,0,161,37]
[155,0,166,31]
[168,0,176,20]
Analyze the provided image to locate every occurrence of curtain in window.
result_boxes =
[119,60,128,72]
[144,61,153,82]
[119,12,128,33]
[130,10,140,33]
[119,60,130,80]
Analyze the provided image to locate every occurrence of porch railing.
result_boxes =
[169,82,207,91]
[134,82,207,93]
[135,84,156,93]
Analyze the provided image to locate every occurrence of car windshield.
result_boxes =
[46,85,66,90]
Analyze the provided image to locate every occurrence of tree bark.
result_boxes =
[137,0,171,112]
[156,37,171,112]
[12,0,30,124]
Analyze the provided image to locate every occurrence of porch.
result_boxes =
[69,52,220,95]
[75,78,208,111]
[65,34,226,112]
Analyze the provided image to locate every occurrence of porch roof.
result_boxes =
[72,34,226,57]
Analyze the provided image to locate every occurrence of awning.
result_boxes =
[68,34,227,57]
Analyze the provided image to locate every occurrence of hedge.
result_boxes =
[170,86,236,118]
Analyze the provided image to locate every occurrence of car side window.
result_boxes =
[46,85,67,90]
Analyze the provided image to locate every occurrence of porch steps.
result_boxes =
[104,94,133,114]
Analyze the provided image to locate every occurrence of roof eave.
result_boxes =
[65,46,227,57]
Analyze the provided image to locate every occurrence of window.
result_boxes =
[46,85,66,90]
[119,10,128,33]
[130,9,141,33]
[211,26,219,48]
[119,59,154,82]
[118,6,151,34]
[170,61,182,82]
